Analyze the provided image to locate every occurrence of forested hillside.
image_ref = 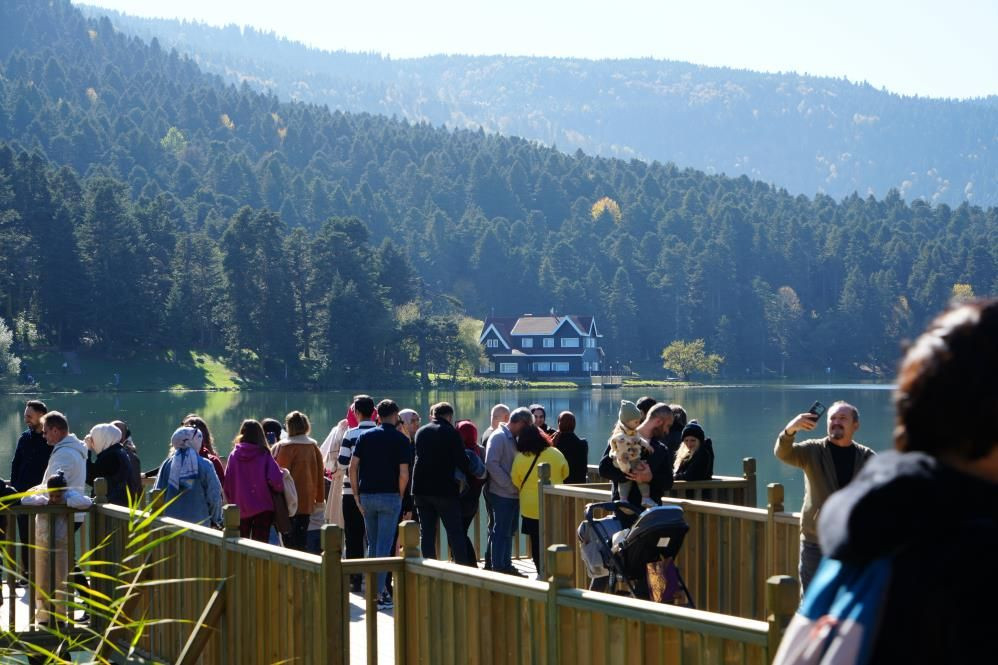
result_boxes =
[0,0,996,385]
[82,6,998,206]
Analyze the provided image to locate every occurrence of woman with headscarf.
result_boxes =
[153,426,223,527]
[85,422,133,506]
[551,411,589,484]
[182,414,226,486]
[456,419,487,566]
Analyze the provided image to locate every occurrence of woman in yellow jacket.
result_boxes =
[511,425,569,572]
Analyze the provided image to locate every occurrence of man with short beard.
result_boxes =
[11,400,51,580]
[775,401,875,593]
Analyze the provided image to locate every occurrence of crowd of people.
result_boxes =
[6,391,719,614]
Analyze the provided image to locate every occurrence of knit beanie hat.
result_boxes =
[618,400,642,424]
[681,421,706,445]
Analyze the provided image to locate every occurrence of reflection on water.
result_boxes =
[0,385,895,509]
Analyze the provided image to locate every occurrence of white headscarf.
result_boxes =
[87,423,123,455]
[168,426,203,491]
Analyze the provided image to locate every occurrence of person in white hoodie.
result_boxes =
[38,411,88,525]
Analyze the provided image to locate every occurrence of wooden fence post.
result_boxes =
[536,463,551,578]
[396,520,420,665]
[321,524,345,665]
[91,478,109,633]
[546,545,573,665]
[765,483,784,578]
[221,504,240,539]
[742,458,757,507]
[766,575,798,657]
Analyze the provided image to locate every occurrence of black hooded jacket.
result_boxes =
[818,450,998,664]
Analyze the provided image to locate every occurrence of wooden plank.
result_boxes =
[176,581,227,665]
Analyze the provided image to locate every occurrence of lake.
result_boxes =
[0,384,896,510]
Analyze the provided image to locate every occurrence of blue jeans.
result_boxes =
[361,493,403,595]
[415,495,473,565]
[799,540,822,596]
[488,493,519,572]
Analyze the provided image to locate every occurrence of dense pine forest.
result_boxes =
[82,5,998,206]
[0,0,996,385]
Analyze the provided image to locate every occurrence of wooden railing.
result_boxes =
[398,525,799,665]
[538,465,801,620]
[2,478,801,664]
[583,457,758,507]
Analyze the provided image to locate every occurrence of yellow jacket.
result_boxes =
[511,446,569,519]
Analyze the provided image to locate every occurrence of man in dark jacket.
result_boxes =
[411,402,475,565]
[775,298,998,664]
[598,402,675,507]
[11,399,51,579]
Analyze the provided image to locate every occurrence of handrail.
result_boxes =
[584,456,758,506]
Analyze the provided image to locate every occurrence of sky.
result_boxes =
[76,0,998,99]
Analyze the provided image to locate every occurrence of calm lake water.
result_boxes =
[0,385,896,509]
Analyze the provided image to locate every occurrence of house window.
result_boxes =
[543,337,555,348]
[552,362,570,372]
[592,361,599,372]
[500,363,518,374]
[489,362,496,373]
[532,362,551,372]
[583,361,590,372]
[586,337,596,348]
[485,338,499,348]
[480,363,491,374]
[521,338,534,348]
[560,337,579,348]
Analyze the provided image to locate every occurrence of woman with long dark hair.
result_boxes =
[511,425,568,572]
[223,420,285,541]
[551,411,589,484]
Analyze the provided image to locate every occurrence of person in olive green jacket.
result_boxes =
[775,401,875,593]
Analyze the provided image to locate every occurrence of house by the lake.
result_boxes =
[478,314,604,377]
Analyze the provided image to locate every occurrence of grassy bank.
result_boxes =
[15,350,242,392]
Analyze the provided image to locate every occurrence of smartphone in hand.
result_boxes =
[807,401,826,420]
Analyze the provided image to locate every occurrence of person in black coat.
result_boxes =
[673,421,714,481]
[11,400,51,579]
[84,423,133,506]
[411,402,475,565]
[551,411,589,484]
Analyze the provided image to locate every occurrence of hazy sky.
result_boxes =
[77,0,998,99]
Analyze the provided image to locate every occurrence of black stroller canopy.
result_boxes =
[615,505,689,561]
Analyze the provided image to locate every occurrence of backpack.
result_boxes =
[772,556,892,665]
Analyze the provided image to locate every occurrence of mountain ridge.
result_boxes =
[79,5,998,206]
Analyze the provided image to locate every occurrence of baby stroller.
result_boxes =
[578,501,694,606]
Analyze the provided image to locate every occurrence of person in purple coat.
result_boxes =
[223,420,285,541]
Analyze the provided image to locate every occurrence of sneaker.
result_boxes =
[640,497,657,508]
[376,592,393,610]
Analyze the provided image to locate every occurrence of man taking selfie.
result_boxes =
[775,401,875,593]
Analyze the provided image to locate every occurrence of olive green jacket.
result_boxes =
[774,433,876,544]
